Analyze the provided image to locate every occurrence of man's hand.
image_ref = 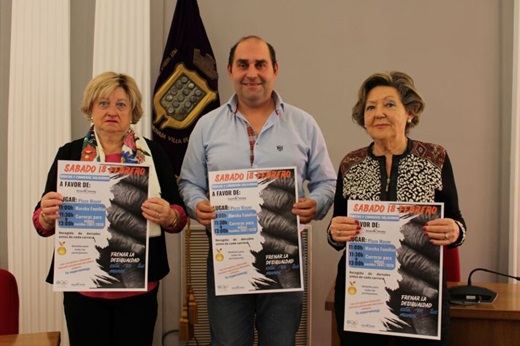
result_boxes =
[292,198,317,224]
[195,200,215,228]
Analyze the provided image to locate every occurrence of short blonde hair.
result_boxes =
[80,71,144,124]
[352,71,425,134]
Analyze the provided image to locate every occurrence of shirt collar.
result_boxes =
[227,91,285,116]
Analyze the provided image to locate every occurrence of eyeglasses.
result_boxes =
[95,100,129,111]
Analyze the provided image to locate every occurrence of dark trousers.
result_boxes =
[63,285,159,346]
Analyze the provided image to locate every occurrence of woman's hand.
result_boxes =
[423,217,459,245]
[39,192,63,229]
[141,197,177,228]
[329,216,360,243]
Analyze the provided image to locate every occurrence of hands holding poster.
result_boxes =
[209,167,303,296]
[345,201,444,340]
[54,160,150,291]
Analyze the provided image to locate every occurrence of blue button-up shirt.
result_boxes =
[179,91,336,220]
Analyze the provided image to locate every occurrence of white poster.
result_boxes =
[209,167,303,296]
[344,201,444,340]
[53,160,150,291]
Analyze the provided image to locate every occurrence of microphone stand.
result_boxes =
[448,268,520,304]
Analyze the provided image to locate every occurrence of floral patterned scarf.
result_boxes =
[80,124,161,237]
[81,124,150,164]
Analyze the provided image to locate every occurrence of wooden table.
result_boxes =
[448,282,520,346]
[0,331,60,346]
[325,282,520,346]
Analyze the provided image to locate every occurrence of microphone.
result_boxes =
[448,268,520,304]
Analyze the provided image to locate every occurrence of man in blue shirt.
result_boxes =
[179,35,336,346]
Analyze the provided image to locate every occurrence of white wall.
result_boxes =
[1,0,512,345]
[0,0,12,270]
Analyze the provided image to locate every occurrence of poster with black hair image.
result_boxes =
[208,167,303,296]
[344,201,443,340]
[54,160,150,292]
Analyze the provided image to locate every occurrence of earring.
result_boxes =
[407,118,412,124]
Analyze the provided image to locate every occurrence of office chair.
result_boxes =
[0,268,19,335]
[443,246,460,282]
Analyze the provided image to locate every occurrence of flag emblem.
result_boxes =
[154,63,217,130]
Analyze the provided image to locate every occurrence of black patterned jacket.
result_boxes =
[327,139,466,251]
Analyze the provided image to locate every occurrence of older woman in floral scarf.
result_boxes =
[32,72,186,346]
